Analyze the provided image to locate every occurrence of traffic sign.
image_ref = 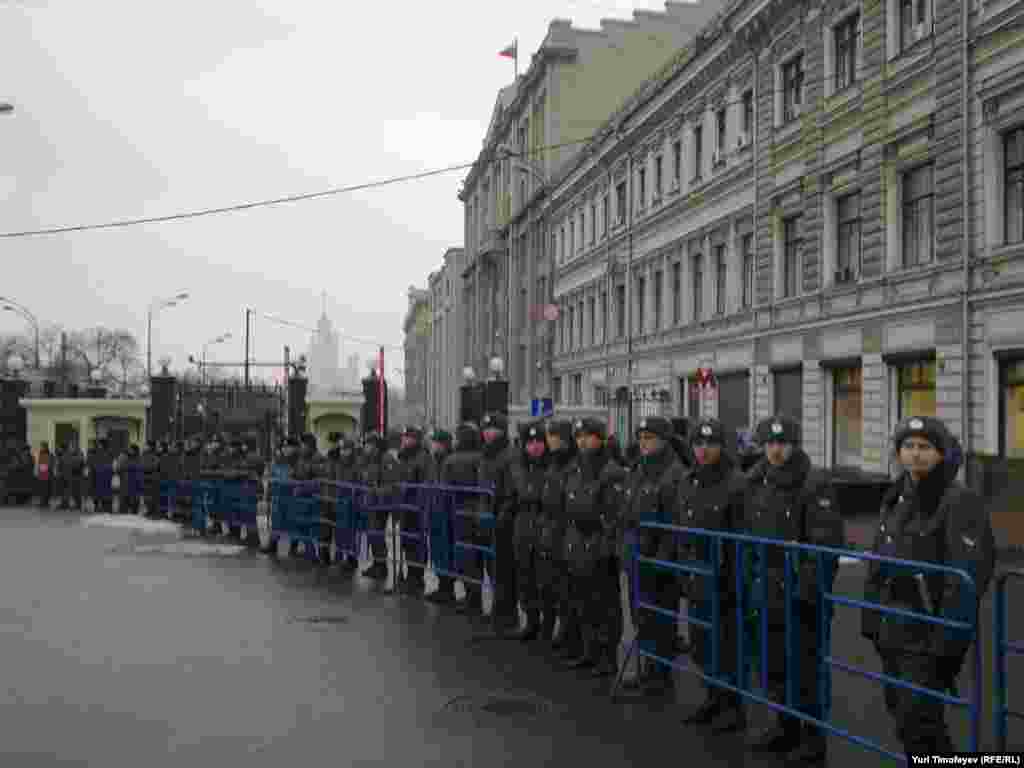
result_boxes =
[530,398,554,418]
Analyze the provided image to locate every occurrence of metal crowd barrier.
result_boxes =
[613,521,981,764]
[995,568,1024,750]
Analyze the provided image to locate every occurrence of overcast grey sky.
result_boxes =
[0,0,666,388]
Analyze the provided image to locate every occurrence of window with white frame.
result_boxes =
[602,194,610,237]
[588,297,595,346]
[590,202,597,244]
[715,107,727,159]
[782,54,805,123]
[616,284,626,338]
[714,244,727,315]
[693,124,704,180]
[568,306,575,349]
[902,164,934,267]
[616,182,627,223]
[741,233,755,308]
[578,299,584,347]
[672,140,682,185]
[900,0,931,53]
[742,90,754,138]
[571,374,583,405]
[1006,126,1024,244]
[692,254,703,321]
[655,155,663,198]
[638,167,647,209]
[837,193,862,280]
[553,376,563,404]
[834,12,860,92]
[782,215,802,298]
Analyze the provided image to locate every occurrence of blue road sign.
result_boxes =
[531,398,554,418]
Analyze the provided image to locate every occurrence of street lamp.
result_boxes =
[7,353,24,377]
[488,356,504,379]
[200,332,231,386]
[462,366,476,383]
[0,300,40,369]
[147,291,189,380]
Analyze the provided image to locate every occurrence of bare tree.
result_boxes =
[66,327,142,392]
[0,333,33,373]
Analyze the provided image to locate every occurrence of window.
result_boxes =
[616,285,626,338]
[783,54,804,123]
[782,216,802,298]
[637,276,646,335]
[672,262,682,324]
[600,290,607,340]
[560,226,565,263]
[569,217,575,256]
[568,306,575,350]
[715,244,727,315]
[588,297,596,345]
[616,182,627,223]
[672,141,682,185]
[551,232,557,264]
[654,270,664,329]
[590,202,597,244]
[638,167,647,209]
[1000,359,1024,458]
[833,366,863,467]
[741,234,755,308]
[837,193,862,279]
[602,195,610,236]
[1006,127,1024,244]
[896,360,937,420]
[553,376,562,405]
[571,374,583,405]
[594,385,609,408]
[578,211,585,251]
[775,367,803,425]
[900,0,930,53]
[902,165,934,267]
[742,90,754,136]
[834,13,860,92]
[716,107,727,155]
[655,156,663,198]
[692,254,703,321]
[693,125,704,179]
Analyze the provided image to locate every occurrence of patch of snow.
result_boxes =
[132,542,247,557]
[81,515,180,535]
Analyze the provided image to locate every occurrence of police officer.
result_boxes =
[63,441,85,511]
[672,418,746,731]
[327,435,360,572]
[396,426,431,595]
[563,417,626,677]
[539,419,577,651]
[862,416,995,756]
[359,432,393,579]
[512,420,548,641]
[262,436,302,556]
[161,441,184,520]
[425,429,456,604]
[745,415,842,762]
[141,441,161,518]
[441,424,483,611]
[619,416,687,695]
[477,412,520,632]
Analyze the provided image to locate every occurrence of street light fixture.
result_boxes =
[200,333,232,386]
[488,356,504,378]
[147,291,189,380]
[90,368,103,384]
[7,354,24,377]
[0,301,40,369]
[462,366,476,382]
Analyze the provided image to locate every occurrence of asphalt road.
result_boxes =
[0,505,1016,766]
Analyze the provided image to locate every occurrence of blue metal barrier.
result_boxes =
[429,484,497,596]
[995,568,1024,750]
[159,480,178,517]
[326,482,369,563]
[613,522,981,763]
[190,481,214,533]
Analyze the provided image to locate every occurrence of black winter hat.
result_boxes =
[635,416,672,440]
[755,415,800,445]
[546,418,574,443]
[670,417,691,439]
[480,412,508,432]
[573,417,607,439]
[455,422,481,451]
[892,415,950,454]
[691,418,726,446]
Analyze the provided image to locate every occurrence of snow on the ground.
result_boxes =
[81,514,181,535]
[132,541,247,557]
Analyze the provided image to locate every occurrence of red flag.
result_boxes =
[498,42,516,59]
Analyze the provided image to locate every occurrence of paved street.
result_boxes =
[0,506,1014,766]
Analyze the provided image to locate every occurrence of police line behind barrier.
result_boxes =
[994,568,1024,751]
[615,521,981,764]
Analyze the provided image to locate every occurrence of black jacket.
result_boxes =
[539,447,576,554]
[744,449,843,616]
[477,435,518,522]
[622,445,686,560]
[862,467,995,659]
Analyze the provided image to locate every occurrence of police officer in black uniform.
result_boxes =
[327,435,360,572]
[360,432,398,579]
[745,415,842,763]
[396,426,432,595]
[477,412,519,632]
[425,429,455,603]
[141,441,161,518]
[539,419,577,651]
[63,441,85,511]
[672,417,746,731]
[442,423,483,611]
[512,420,548,641]
[563,417,627,677]
[619,416,687,695]
[862,416,995,756]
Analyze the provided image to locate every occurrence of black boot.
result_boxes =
[361,561,387,580]
[785,724,827,764]
[512,611,540,642]
[426,577,456,604]
[748,715,801,753]
[318,546,332,566]
[682,691,725,725]
[260,539,279,556]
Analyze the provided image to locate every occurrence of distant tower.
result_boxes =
[307,294,341,397]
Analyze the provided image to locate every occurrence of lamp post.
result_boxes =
[7,353,24,378]
[147,292,189,380]
[200,333,232,387]
[0,300,40,369]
